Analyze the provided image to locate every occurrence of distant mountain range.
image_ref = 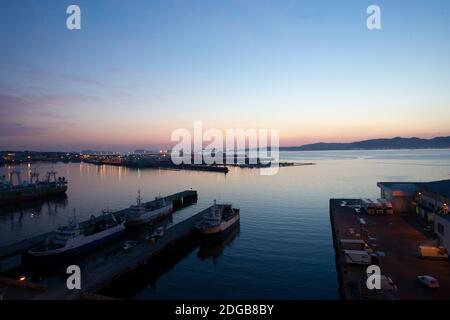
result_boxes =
[281,136,450,151]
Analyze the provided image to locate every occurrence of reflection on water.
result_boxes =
[0,194,68,216]
[197,224,240,262]
[0,194,68,234]
[1,149,450,299]
[99,232,201,299]
[101,226,241,299]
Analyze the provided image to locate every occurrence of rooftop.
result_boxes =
[419,179,450,200]
[377,182,420,195]
[378,179,450,199]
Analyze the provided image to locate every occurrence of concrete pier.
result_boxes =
[0,190,198,273]
[330,198,450,300]
[0,198,207,300]
[33,208,206,300]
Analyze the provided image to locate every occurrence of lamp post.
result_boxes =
[0,276,26,300]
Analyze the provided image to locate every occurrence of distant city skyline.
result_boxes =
[1,0,450,151]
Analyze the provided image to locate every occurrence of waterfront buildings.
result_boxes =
[418,180,450,219]
[377,182,420,213]
[378,179,450,249]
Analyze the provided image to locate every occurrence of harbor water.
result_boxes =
[1,149,450,299]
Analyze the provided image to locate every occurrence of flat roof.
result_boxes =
[419,180,450,200]
[377,182,420,195]
[378,179,450,200]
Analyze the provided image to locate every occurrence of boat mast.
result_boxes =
[46,171,57,183]
[136,189,142,206]
[9,171,21,186]
[30,169,40,184]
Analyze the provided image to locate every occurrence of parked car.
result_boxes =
[122,240,138,253]
[344,250,377,265]
[153,226,165,239]
[417,275,440,288]
[339,239,374,253]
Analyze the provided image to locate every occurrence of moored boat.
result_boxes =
[125,191,173,227]
[0,170,68,206]
[196,201,240,237]
[28,212,125,259]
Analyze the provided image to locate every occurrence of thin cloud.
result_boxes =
[0,122,49,136]
[0,92,99,117]
[23,65,105,87]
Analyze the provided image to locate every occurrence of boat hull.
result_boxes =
[0,186,68,206]
[125,205,172,227]
[197,214,240,238]
[25,225,125,264]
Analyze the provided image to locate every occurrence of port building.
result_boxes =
[378,179,450,250]
[377,182,420,213]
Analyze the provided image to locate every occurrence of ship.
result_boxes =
[196,201,240,237]
[0,170,68,206]
[124,190,173,227]
[28,212,125,259]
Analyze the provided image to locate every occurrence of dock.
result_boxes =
[83,156,230,173]
[33,207,207,300]
[330,198,450,300]
[0,190,198,273]
[0,191,204,300]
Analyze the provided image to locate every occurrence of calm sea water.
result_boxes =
[1,149,449,299]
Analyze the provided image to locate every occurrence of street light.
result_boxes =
[0,276,26,300]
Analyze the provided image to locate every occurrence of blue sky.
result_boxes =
[0,0,449,151]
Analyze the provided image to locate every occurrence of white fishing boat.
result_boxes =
[125,191,173,227]
[28,213,125,258]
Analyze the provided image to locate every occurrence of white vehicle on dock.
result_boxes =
[417,275,440,288]
[344,249,377,265]
[339,239,373,253]
[122,240,138,253]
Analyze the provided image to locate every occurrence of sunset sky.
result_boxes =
[1,0,449,151]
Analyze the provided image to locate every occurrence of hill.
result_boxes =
[281,136,450,151]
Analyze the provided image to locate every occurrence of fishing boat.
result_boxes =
[125,191,173,227]
[196,201,240,237]
[0,170,67,206]
[28,212,125,259]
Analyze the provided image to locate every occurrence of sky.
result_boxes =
[0,0,449,151]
